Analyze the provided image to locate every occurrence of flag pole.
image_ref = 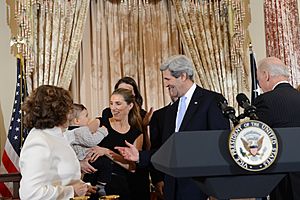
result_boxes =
[249,43,259,103]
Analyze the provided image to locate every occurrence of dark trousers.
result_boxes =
[128,168,150,200]
[164,176,208,200]
[83,156,112,184]
[106,173,131,200]
[269,173,300,200]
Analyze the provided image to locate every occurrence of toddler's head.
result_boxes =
[71,103,89,126]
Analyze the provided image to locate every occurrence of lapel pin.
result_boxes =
[194,102,198,104]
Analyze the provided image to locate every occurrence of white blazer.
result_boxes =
[19,127,81,200]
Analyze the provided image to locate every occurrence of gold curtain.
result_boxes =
[71,0,182,117]
[8,0,90,92]
[171,0,250,106]
[264,0,300,86]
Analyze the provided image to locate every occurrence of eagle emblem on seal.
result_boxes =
[241,135,264,157]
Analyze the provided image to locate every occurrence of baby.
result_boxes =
[65,103,112,197]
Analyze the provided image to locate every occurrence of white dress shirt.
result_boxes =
[19,127,81,200]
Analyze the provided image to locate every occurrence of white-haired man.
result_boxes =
[253,57,300,200]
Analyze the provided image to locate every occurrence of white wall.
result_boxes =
[249,0,266,61]
[299,1,300,22]
[0,2,17,155]
[249,0,300,61]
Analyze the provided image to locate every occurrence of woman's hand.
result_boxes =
[79,158,97,174]
[72,181,88,197]
[86,184,97,196]
[142,107,154,150]
[143,107,154,127]
[108,148,136,172]
[88,146,109,162]
[107,150,125,163]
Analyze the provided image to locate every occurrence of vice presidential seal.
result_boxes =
[229,120,278,171]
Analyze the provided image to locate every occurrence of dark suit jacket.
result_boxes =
[149,104,171,184]
[253,83,300,128]
[161,85,230,200]
[253,83,300,200]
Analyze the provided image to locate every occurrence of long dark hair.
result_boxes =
[114,77,143,108]
[111,88,143,131]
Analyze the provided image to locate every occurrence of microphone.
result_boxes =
[217,97,239,126]
[236,93,259,120]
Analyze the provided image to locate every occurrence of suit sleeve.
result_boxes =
[149,112,161,150]
[137,150,152,168]
[148,111,166,184]
[253,95,272,126]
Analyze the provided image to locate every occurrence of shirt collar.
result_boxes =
[182,83,196,106]
[272,80,289,90]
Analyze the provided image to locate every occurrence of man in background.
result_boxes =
[149,88,178,199]
[253,56,300,200]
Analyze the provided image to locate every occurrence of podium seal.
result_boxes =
[229,120,278,171]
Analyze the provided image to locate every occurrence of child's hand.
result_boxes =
[87,118,101,133]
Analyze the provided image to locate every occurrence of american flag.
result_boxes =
[0,58,28,197]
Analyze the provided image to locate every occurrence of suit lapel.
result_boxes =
[179,86,203,131]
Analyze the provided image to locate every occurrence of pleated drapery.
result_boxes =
[8,0,90,92]
[172,0,250,106]
[264,0,300,86]
[71,0,182,117]
[72,0,251,115]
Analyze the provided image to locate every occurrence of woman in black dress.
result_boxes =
[88,88,147,200]
[101,77,152,200]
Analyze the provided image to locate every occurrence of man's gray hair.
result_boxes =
[258,57,290,77]
[160,55,194,80]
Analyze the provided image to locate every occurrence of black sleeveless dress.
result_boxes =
[101,109,151,200]
[99,117,148,200]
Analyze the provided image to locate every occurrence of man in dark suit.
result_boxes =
[116,55,230,200]
[149,89,178,199]
[253,57,300,200]
[159,55,230,200]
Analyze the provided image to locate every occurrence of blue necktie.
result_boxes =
[176,96,187,131]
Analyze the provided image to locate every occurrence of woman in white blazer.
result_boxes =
[19,85,90,200]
